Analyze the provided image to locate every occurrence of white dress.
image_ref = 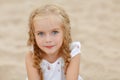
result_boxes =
[26,41,83,80]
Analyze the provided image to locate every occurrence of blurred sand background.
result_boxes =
[0,0,120,80]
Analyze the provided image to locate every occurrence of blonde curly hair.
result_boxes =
[27,4,72,80]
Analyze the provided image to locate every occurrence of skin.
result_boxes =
[33,15,63,63]
[25,14,80,80]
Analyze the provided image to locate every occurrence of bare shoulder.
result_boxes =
[25,51,33,61]
[25,51,34,72]
[71,53,80,62]
[69,53,80,68]
[66,54,80,80]
[25,52,40,80]
[25,51,33,65]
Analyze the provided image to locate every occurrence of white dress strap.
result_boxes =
[70,41,81,58]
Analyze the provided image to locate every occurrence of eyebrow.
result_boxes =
[34,27,61,33]
[52,27,61,30]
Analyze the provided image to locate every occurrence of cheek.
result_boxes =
[56,34,63,44]
[35,36,42,46]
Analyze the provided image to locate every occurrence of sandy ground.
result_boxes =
[0,0,120,80]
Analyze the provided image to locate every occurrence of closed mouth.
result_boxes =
[45,45,55,49]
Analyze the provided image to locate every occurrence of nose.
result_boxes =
[45,34,52,43]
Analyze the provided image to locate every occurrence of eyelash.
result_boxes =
[52,31,59,35]
[37,31,59,36]
[38,32,44,36]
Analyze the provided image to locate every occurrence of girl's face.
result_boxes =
[33,15,63,56]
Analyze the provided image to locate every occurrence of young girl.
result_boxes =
[25,4,83,80]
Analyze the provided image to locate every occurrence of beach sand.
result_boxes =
[0,0,120,80]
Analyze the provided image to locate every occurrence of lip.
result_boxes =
[45,45,54,49]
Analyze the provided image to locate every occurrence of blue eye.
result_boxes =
[52,31,59,35]
[38,32,44,36]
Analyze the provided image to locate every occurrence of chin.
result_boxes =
[44,50,57,55]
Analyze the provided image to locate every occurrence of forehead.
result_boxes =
[33,15,63,31]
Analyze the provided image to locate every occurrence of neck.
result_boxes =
[43,53,60,63]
